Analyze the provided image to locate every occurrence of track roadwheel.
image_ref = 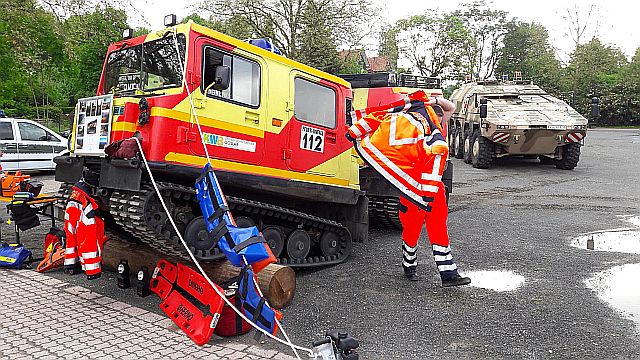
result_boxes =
[471,130,493,169]
[319,231,341,257]
[463,127,473,164]
[184,217,218,260]
[234,216,255,228]
[556,143,581,170]
[286,229,311,260]
[262,226,285,257]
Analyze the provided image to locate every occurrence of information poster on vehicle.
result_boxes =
[73,94,113,156]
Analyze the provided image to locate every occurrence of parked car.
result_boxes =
[0,118,68,171]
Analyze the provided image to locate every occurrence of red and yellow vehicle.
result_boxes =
[339,73,453,228]
[55,19,369,267]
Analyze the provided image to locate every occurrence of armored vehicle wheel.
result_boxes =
[556,143,581,170]
[262,226,285,257]
[539,155,555,165]
[471,130,493,169]
[286,229,311,260]
[463,127,473,164]
[451,124,464,159]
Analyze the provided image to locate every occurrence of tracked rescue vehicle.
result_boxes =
[55,20,369,268]
[448,78,591,169]
[339,73,453,228]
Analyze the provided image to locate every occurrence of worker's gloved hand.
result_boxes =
[345,132,356,142]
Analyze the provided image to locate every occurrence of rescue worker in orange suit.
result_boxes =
[63,174,106,280]
[347,91,471,287]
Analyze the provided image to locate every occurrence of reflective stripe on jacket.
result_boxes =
[348,91,448,210]
[63,182,106,276]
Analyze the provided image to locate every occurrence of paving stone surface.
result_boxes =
[0,269,298,360]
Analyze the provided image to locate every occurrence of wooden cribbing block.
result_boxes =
[101,237,296,309]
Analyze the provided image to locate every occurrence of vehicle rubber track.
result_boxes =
[109,182,352,268]
[368,195,402,229]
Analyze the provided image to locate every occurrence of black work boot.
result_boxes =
[432,244,471,287]
[441,274,471,287]
[402,242,419,281]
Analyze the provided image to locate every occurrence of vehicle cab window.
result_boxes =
[294,78,336,129]
[18,122,53,141]
[0,122,14,140]
[202,47,260,107]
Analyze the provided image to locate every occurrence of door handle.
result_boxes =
[245,112,260,125]
[326,132,336,144]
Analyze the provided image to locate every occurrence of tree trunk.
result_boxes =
[101,238,296,309]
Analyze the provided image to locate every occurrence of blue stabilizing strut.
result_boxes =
[195,164,272,267]
[238,266,279,335]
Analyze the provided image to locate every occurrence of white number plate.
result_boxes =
[300,125,325,153]
[547,124,566,130]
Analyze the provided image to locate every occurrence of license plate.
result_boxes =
[547,124,565,130]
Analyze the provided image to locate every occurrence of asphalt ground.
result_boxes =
[2,128,640,359]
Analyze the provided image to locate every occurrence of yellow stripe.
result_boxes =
[112,122,137,132]
[0,256,16,263]
[150,108,264,138]
[164,152,350,187]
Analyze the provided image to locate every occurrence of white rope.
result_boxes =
[147,28,315,358]
[131,137,315,358]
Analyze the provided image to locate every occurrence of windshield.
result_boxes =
[104,33,186,94]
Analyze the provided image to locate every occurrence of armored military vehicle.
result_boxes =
[448,79,590,170]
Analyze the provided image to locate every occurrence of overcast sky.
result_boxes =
[130,0,639,62]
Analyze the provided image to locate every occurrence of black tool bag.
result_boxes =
[7,203,40,231]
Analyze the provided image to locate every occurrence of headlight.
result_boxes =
[573,125,587,130]
[497,124,509,130]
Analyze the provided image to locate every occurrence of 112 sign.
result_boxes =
[300,125,325,153]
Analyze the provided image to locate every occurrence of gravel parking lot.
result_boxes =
[2,128,639,359]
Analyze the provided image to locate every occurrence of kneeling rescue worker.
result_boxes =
[347,91,471,287]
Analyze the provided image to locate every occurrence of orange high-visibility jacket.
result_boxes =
[64,182,106,277]
[348,92,448,210]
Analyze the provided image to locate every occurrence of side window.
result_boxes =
[0,122,14,140]
[294,78,336,128]
[202,47,260,107]
[18,122,49,141]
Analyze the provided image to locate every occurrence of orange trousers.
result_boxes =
[398,183,449,248]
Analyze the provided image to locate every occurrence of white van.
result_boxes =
[0,118,68,171]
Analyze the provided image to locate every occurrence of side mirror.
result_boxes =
[213,65,230,91]
[479,98,488,119]
[591,97,600,118]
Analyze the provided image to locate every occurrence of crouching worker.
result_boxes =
[347,91,471,287]
[63,170,107,280]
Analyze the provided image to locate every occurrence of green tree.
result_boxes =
[495,21,562,93]
[565,38,627,124]
[297,0,340,73]
[62,6,129,100]
[201,0,375,62]
[394,12,474,80]
[453,0,510,79]
[378,25,399,71]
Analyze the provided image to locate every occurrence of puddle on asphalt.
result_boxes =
[585,263,640,332]
[571,216,640,254]
[571,230,640,254]
[460,270,525,292]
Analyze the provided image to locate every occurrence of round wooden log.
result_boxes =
[101,238,296,309]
